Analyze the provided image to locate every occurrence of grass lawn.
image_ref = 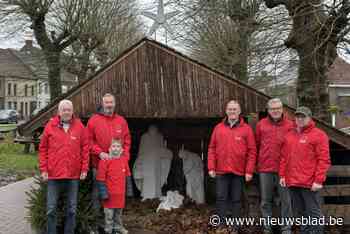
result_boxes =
[0,135,38,177]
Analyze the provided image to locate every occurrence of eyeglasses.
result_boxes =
[268,107,283,111]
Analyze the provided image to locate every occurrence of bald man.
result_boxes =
[208,100,257,233]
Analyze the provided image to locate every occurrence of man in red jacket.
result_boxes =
[256,98,293,234]
[39,99,89,234]
[280,106,331,234]
[87,93,131,234]
[208,100,257,233]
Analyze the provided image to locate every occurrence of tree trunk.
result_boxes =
[45,50,62,101]
[264,0,338,121]
[77,51,91,83]
[227,0,259,83]
[297,48,330,121]
[233,22,250,83]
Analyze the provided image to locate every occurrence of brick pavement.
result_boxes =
[0,177,36,234]
[0,178,157,234]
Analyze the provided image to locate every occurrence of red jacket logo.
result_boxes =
[299,136,308,144]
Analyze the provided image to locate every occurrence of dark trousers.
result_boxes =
[47,179,79,234]
[260,173,292,233]
[289,187,324,234]
[216,173,244,222]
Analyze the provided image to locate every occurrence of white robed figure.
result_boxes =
[133,125,173,200]
[179,147,205,204]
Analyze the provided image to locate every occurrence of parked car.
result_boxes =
[0,109,18,124]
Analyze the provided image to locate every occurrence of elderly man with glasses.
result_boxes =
[255,98,293,234]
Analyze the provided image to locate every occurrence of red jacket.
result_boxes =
[39,116,89,179]
[96,157,128,208]
[280,120,331,188]
[208,118,257,175]
[255,116,293,173]
[87,112,131,175]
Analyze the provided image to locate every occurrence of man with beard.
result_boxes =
[87,93,131,234]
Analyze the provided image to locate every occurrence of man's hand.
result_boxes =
[245,174,253,182]
[311,182,323,191]
[80,172,87,180]
[99,152,109,159]
[41,172,48,182]
[280,177,286,187]
[209,170,216,178]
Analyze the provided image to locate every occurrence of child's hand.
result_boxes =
[109,147,123,158]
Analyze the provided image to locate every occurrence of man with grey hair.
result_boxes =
[87,93,131,234]
[39,99,89,234]
[255,98,293,234]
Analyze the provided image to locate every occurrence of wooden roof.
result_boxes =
[18,38,350,149]
[327,57,350,85]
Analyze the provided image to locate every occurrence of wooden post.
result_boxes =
[24,143,31,154]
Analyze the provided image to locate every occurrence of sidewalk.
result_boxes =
[0,177,158,234]
[0,177,36,234]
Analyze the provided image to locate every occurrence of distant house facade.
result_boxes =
[327,57,350,130]
[0,36,77,119]
[0,48,37,118]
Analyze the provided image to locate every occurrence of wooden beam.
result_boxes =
[322,204,350,224]
[321,184,350,196]
[327,165,350,177]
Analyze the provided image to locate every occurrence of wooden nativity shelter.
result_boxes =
[18,38,350,224]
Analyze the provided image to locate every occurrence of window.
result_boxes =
[38,84,42,95]
[20,102,24,116]
[62,85,68,94]
[14,84,17,96]
[25,84,28,96]
[30,101,36,115]
[7,102,12,109]
[44,84,48,94]
[25,102,28,116]
[13,102,17,110]
[7,83,11,96]
[31,85,34,96]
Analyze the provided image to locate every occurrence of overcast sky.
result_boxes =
[0,0,159,49]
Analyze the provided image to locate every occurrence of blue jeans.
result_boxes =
[47,179,79,234]
[259,173,292,233]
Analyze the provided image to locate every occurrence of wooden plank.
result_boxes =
[327,165,350,177]
[320,184,350,196]
[322,204,350,224]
